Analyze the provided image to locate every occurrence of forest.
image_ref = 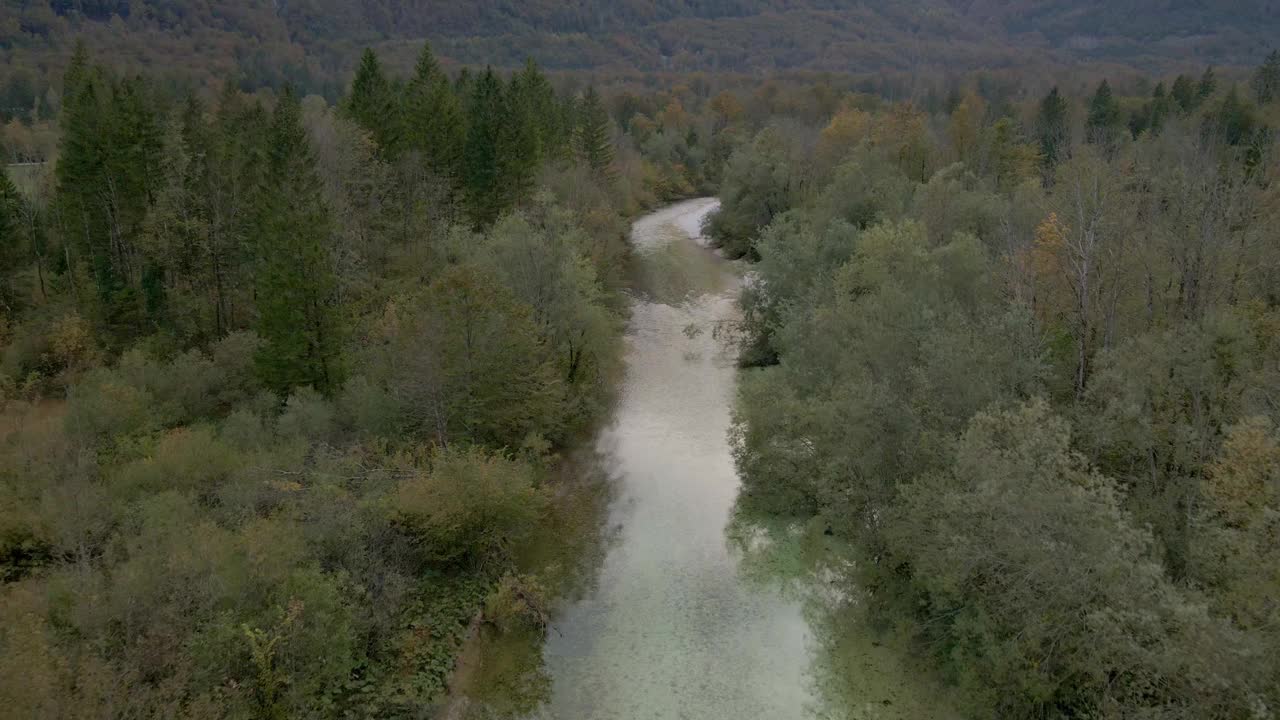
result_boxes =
[718,51,1280,718]
[3,0,1280,102]
[2,13,1280,720]
[0,39,734,716]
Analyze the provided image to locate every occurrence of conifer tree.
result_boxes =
[575,86,614,177]
[1210,86,1256,146]
[62,40,90,104]
[1035,86,1069,169]
[55,64,160,342]
[498,73,541,207]
[403,43,465,178]
[510,59,565,160]
[1086,80,1121,149]
[253,86,343,395]
[1171,74,1196,113]
[1253,50,1280,105]
[345,48,401,158]
[1132,82,1171,138]
[1197,66,1217,103]
[462,67,506,228]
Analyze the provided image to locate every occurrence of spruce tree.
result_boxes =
[62,40,90,105]
[1197,67,1217,103]
[1171,74,1196,113]
[1035,86,1069,169]
[253,86,343,395]
[55,63,159,342]
[510,59,565,159]
[1086,80,1121,148]
[344,48,401,158]
[1253,50,1280,105]
[1146,82,1170,136]
[462,68,506,228]
[403,43,465,178]
[1211,86,1256,146]
[575,85,614,177]
[498,73,541,207]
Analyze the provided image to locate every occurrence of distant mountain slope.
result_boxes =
[1,0,1277,91]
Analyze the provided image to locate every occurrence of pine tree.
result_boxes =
[510,59,565,160]
[1171,74,1196,113]
[62,40,90,105]
[1253,50,1280,105]
[462,68,506,228]
[1197,67,1217,103]
[498,72,541,207]
[1147,82,1170,136]
[403,43,465,178]
[253,86,343,395]
[575,86,614,177]
[1210,86,1256,146]
[55,62,160,342]
[1035,86,1069,169]
[344,48,401,158]
[1086,80,1121,148]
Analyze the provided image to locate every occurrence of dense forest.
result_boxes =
[2,0,1279,99]
[718,51,1280,718]
[3,8,1280,718]
[0,39,754,716]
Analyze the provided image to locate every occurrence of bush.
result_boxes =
[63,367,154,445]
[388,447,547,566]
[277,387,336,442]
[111,426,241,500]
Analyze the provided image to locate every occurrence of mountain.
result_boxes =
[1,1,1277,95]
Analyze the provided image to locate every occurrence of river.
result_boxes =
[449,199,957,720]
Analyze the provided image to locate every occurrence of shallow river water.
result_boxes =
[450,199,957,720]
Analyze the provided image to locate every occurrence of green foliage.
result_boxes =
[253,87,344,396]
[1035,86,1069,168]
[727,74,1280,718]
[1171,73,1198,112]
[1254,49,1280,105]
[478,208,620,419]
[0,42,642,719]
[403,43,465,178]
[707,125,810,258]
[367,264,567,448]
[887,401,1253,719]
[483,572,550,633]
[1086,79,1122,149]
[388,447,548,566]
[575,86,615,177]
[462,68,508,228]
[344,48,402,158]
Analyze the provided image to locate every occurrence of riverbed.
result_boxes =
[447,199,957,720]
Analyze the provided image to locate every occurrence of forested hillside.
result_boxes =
[2,0,1278,102]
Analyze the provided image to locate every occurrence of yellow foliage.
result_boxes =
[1206,418,1280,528]
[1031,212,1067,278]
[658,98,689,132]
[947,92,986,163]
[48,313,94,369]
[709,91,744,127]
